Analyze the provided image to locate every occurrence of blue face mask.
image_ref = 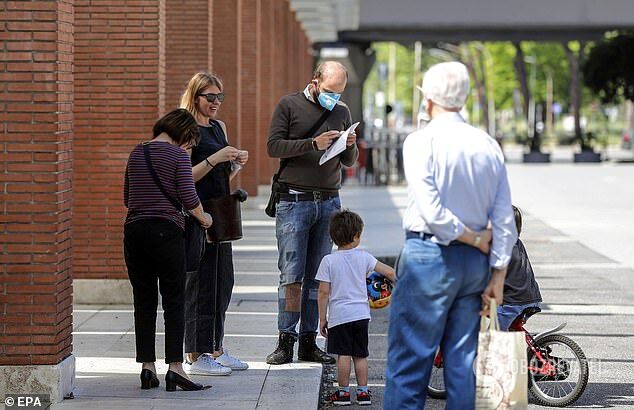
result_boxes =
[317,91,341,111]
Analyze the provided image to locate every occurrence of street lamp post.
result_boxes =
[525,55,537,140]
[545,67,554,137]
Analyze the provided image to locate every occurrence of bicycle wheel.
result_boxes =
[528,334,589,407]
[427,352,447,399]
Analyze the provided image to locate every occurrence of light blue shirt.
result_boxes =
[402,112,517,268]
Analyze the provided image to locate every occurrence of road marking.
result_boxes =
[74,309,277,315]
[72,330,386,339]
[543,303,634,315]
[233,245,278,252]
[541,236,575,243]
[532,262,623,270]
[235,271,281,276]
[243,220,276,227]
[233,285,277,294]
[72,332,323,339]
[74,357,317,373]
[335,382,386,387]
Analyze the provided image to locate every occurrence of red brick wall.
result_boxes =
[73,0,164,280]
[258,0,276,183]
[164,0,210,114]
[1,0,312,291]
[0,0,74,366]
[237,0,259,193]
[210,0,241,182]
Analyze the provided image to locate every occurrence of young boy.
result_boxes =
[316,210,395,406]
[497,205,542,330]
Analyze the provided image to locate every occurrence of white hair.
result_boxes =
[420,62,470,109]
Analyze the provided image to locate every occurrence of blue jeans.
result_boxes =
[384,236,490,410]
[498,302,541,330]
[275,197,341,338]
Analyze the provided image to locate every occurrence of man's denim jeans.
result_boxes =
[275,197,340,338]
[385,236,489,410]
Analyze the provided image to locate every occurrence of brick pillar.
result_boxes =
[258,0,276,184]
[0,0,75,402]
[283,2,293,94]
[211,0,239,175]
[164,0,210,114]
[73,1,164,294]
[211,0,261,195]
[237,0,260,194]
[275,0,290,96]
[303,34,311,83]
[291,11,301,90]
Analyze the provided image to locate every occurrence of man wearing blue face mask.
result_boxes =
[266,61,359,365]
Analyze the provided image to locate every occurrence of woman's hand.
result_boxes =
[200,212,213,229]
[209,146,240,165]
[235,150,248,166]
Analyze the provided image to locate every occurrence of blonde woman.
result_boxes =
[180,72,249,376]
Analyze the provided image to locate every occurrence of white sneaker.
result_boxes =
[214,349,249,370]
[184,354,232,376]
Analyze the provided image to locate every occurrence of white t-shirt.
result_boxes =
[315,248,378,328]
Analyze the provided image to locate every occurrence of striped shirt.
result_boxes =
[124,141,200,230]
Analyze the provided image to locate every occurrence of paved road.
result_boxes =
[320,160,634,409]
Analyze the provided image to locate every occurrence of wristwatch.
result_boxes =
[311,139,318,151]
[473,234,481,247]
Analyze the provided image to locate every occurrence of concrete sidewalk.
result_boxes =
[55,185,405,409]
[55,193,327,409]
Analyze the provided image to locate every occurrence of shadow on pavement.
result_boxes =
[566,382,634,408]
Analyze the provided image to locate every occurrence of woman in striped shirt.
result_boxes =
[123,108,213,391]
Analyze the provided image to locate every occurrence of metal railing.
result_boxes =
[359,126,412,185]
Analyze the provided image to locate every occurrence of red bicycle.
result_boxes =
[427,306,589,407]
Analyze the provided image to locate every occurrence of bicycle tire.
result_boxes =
[528,334,589,407]
[427,363,447,399]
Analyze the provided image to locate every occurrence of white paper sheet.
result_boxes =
[319,122,359,166]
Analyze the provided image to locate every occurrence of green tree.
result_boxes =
[364,42,416,119]
[583,33,634,104]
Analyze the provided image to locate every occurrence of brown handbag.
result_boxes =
[202,189,248,243]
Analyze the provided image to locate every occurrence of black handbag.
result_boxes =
[264,163,288,218]
[265,108,333,218]
[142,143,205,272]
[203,188,248,243]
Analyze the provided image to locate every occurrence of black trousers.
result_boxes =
[184,242,234,353]
[124,218,185,364]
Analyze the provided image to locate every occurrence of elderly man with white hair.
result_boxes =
[384,62,517,409]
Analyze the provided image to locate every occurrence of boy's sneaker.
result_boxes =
[330,389,351,406]
[184,354,232,376]
[356,389,372,406]
[214,349,249,370]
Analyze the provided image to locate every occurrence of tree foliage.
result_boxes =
[583,34,634,104]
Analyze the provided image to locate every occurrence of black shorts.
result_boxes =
[326,319,369,358]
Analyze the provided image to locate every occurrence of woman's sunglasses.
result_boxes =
[198,92,225,103]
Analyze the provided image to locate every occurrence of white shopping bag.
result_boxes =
[475,298,528,409]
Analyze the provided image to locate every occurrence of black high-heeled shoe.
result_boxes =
[140,369,159,389]
[165,370,210,391]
